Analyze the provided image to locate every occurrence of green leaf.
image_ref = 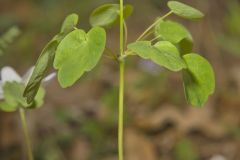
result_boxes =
[28,87,45,109]
[23,40,58,103]
[1,82,45,112]
[60,13,79,33]
[168,1,204,20]
[155,20,193,44]
[182,53,215,107]
[89,4,133,27]
[128,41,186,71]
[34,87,45,107]
[23,14,78,104]
[54,27,106,88]
[0,102,18,112]
[3,82,28,107]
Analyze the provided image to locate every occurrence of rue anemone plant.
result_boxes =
[21,1,215,160]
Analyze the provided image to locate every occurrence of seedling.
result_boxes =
[23,1,215,160]
[0,66,55,160]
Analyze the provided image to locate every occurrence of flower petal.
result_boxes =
[43,72,56,84]
[1,66,22,83]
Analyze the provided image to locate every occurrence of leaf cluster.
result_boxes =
[23,1,215,107]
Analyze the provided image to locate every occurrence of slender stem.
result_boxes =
[136,11,173,41]
[118,61,124,160]
[150,34,162,42]
[123,20,128,49]
[19,108,34,160]
[140,30,154,41]
[119,0,125,160]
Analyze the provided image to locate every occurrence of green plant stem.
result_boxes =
[118,61,125,160]
[119,0,125,160]
[136,11,173,41]
[19,108,34,160]
[140,30,154,41]
[123,20,128,48]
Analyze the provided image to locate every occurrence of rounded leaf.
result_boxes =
[155,20,193,44]
[168,1,204,19]
[128,41,186,71]
[182,53,215,107]
[89,4,133,27]
[60,13,79,33]
[54,27,106,88]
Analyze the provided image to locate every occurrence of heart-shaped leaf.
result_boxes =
[168,1,204,20]
[24,13,79,104]
[89,4,133,27]
[182,53,215,107]
[128,41,186,71]
[54,27,106,88]
[155,20,193,44]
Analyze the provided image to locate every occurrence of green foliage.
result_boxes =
[182,54,215,106]
[178,38,193,55]
[60,13,79,34]
[89,3,133,27]
[155,20,192,45]
[17,1,215,160]
[54,27,106,88]
[218,0,240,56]
[23,1,213,108]
[0,101,18,112]
[0,26,21,56]
[23,40,58,103]
[155,20,193,55]
[168,1,204,19]
[24,13,79,103]
[0,82,45,112]
[128,41,186,71]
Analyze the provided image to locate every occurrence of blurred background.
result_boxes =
[0,0,240,160]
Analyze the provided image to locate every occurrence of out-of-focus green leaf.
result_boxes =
[182,53,215,107]
[54,27,106,88]
[168,1,204,19]
[0,102,18,112]
[89,4,133,27]
[128,41,186,71]
[3,82,28,107]
[0,26,21,56]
